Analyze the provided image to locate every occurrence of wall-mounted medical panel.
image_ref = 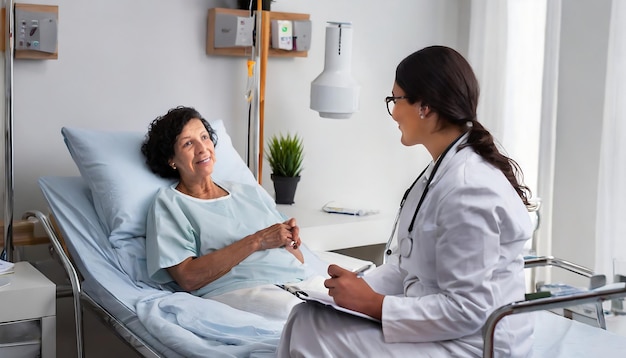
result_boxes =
[14,3,59,60]
[213,11,255,48]
[206,8,310,58]
[292,20,312,51]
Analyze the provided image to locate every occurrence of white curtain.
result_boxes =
[467,0,547,197]
[595,1,626,279]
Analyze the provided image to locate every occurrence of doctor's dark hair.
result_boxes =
[395,46,531,207]
[141,106,218,179]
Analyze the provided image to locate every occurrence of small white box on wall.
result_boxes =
[271,20,293,50]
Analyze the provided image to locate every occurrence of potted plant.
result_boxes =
[237,0,274,11]
[266,133,303,204]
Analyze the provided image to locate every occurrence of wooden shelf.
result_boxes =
[0,220,49,247]
[206,8,309,58]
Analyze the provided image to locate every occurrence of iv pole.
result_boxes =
[246,0,268,184]
[258,7,269,184]
[2,0,14,262]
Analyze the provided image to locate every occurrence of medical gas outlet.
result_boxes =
[213,12,254,48]
[271,20,312,51]
[14,4,59,59]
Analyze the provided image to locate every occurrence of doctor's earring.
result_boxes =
[418,105,429,119]
[170,163,177,170]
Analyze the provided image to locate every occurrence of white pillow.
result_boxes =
[62,119,258,244]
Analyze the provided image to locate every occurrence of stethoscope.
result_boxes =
[383,133,466,263]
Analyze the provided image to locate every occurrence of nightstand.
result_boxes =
[0,261,56,357]
[606,313,626,337]
[276,204,395,252]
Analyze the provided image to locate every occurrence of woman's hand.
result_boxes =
[168,218,304,292]
[255,222,294,249]
[324,264,384,320]
[282,218,304,262]
[282,218,302,248]
[254,218,303,261]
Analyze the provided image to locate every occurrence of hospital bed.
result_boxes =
[27,120,374,358]
[26,120,626,357]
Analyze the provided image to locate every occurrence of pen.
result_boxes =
[353,264,372,278]
[325,209,361,216]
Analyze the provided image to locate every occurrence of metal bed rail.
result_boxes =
[23,210,84,358]
[23,210,162,358]
[524,255,606,328]
[524,255,594,278]
[483,256,626,358]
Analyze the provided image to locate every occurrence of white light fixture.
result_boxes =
[310,22,359,119]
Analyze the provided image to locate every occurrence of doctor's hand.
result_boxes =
[324,264,384,320]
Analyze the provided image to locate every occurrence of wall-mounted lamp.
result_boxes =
[310,22,359,119]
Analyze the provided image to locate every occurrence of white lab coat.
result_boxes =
[278,138,534,358]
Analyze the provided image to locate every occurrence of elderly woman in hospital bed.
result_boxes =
[278,46,534,357]
[141,106,318,319]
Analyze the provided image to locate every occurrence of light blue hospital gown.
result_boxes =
[145,181,309,297]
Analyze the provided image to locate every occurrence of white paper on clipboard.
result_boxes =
[294,289,381,323]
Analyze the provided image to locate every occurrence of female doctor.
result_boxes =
[278,46,534,357]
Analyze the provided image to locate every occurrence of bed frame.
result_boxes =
[23,205,377,358]
[20,209,626,358]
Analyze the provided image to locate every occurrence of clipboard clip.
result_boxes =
[276,284,309,298]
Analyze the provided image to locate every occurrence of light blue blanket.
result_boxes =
[136,291,284,358]
[134,243,334,357]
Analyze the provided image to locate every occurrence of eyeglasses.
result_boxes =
[385,96,409,116]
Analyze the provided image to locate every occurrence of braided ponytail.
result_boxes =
[460,120,531,207]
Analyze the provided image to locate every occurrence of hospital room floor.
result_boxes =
[57,296,142,358]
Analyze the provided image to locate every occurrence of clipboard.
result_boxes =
[277,284,381,323]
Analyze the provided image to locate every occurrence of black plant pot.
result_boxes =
[271,175,300,204]
[237,0,272,11]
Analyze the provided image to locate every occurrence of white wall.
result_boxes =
[551,0,612,279]
[262,0,464,213]
[4,0,464,222]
